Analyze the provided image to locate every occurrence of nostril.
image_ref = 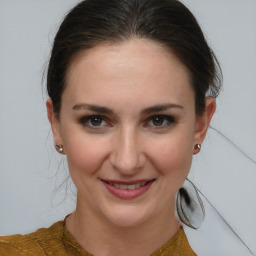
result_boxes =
[109,154,145,173]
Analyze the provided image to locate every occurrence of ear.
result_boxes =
[46,99,63,147]
[193,97,216,151]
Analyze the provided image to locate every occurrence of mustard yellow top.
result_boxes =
[0,221,196,256]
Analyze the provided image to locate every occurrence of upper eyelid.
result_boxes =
[79,113,174,119]
[80,114,174,120]
[79,113,115,123]
[80,114,108,121]
[145,114,175,121]
[147,114,174,118]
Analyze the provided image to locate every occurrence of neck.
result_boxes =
[66,198,180,256]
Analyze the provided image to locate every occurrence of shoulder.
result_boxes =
[0,221,65,256]
[151,227,197,256]
[179,228,197,256]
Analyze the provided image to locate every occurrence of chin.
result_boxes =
[101,204,156,228]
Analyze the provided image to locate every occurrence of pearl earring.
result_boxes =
[194,144,201,151]
[193,144,201,154]
[55,144,64,154]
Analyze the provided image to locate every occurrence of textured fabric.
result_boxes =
[0,221,196,256]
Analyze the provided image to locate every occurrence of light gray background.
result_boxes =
[0,1,255,255]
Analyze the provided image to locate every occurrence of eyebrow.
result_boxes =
[72,104,114,114]
[141,104,183,115]
[72,103,183,115]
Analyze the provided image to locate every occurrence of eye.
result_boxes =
[79,115,109,129]
[146,115,175,129]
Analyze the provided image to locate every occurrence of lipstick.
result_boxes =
[101,179,155,200]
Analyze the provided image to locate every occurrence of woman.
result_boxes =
[0,0,221,255]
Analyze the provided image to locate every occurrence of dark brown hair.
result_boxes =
[47,0,221,117]
[47,0,222,228]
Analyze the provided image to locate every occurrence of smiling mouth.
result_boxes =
[101,180,155,190]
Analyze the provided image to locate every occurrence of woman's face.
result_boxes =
[48,39,214,227]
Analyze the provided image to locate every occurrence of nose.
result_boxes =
[109,127,146,175]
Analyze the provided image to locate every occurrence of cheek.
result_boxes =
[146,131,194,179]
[62,130,111,176]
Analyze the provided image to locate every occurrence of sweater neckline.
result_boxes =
[61,215,187,256]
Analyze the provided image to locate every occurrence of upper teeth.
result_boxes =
[110,182,147,190]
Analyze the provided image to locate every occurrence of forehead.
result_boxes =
[63,39,194,109]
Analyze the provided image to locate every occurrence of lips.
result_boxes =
[101,179,155,199]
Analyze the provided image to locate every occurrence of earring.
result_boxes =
[193,144,201,154]
[55,144,64,154]
[194,144,201,150]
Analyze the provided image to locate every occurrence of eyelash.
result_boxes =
[79,114,176,130]
[144,115,176,129]
[79,115,109,130]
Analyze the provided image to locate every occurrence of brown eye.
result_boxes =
[152,116,164,126]
[80,115,108,129]
[146,115,175,129]
[90,117,103,126]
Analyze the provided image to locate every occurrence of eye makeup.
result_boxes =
[78,113,176,133]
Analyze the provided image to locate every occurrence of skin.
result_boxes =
[47,38,216,256]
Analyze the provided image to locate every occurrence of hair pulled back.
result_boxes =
[47,0,222,228]
[47,0,222,117]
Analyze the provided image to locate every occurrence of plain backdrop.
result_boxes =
[0,1,256,255]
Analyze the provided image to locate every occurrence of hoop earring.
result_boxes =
[176,179,205,229]
[55,144,64,154]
